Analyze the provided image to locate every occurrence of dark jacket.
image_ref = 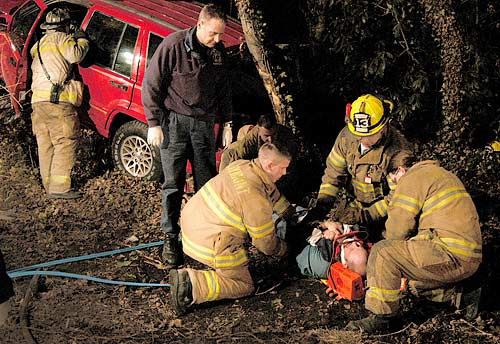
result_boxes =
[142,27,232,127]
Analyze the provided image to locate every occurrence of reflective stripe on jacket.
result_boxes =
[386,160,482,260]
[30,30,89,105]
[180,159,288,269]
[318,125,411,222]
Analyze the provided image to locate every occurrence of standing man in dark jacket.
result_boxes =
[142,4,233,267]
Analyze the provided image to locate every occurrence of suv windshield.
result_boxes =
[10,2,40,53]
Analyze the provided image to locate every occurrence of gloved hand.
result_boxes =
[302,197,333,223]
[340,206,370,225]
[281,205,296,221]
[281,205,309,227]
[72,29,88,40]
[147,126,164,147]
[222,121,233,148]
[321,221,344,240]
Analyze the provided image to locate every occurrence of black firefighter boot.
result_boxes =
[345,313,397,334]
[169,269,193,316]
[162,233,183,267]
[453,284,482,321]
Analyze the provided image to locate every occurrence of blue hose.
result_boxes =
[10,241,164,272]
[8,240,170,287]
[8,270,171,287]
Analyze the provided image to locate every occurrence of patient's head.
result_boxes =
[343,241,368,277]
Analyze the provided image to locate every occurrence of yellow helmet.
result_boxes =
[347,94,394,136]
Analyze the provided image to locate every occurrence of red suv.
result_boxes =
[0,0,247,181]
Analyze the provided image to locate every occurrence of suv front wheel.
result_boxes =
[112,120,162,181]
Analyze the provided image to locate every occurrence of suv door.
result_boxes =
[79,9,141,137]
[127,30,163,124]
[0,1,42,111]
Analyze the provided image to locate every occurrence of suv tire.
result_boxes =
[112,120,162,181]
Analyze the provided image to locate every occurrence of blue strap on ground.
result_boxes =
[8,240,170,287]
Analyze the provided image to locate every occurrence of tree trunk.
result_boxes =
[234,0,289,124]
[418,0,466,148]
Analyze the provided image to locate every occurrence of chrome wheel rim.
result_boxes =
[119,135,153,178]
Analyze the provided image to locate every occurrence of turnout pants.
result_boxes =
[183,264,254,305]
[160,112,216,234]
[31,102,79,194]
[365,238,480,315]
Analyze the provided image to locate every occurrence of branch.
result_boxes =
[390,4,420,65]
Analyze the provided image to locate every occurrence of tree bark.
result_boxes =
[418,0,465,147]
[234,0,289,124]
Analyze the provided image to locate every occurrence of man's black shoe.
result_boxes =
[169,269,193,316]
[162,233,183,267]
[345,314,396,334]
[47,190,82,199]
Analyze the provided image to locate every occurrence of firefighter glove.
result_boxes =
[303,197,333,223]
[281,205,296,221]
[340,206,370,225]
[147,126,164,147]
[72,29,88,40]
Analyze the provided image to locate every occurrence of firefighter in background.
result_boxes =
[309,94,412,230]
[220,113,300,201]
[30,7,89,199]
[346,151,482,333]
[219,113,299,171]
[169,143,291,315]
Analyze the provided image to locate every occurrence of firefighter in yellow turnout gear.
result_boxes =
[30,8,89,199]
[314,94,412,226]
[169,143,291,315]
[346,151,482,333]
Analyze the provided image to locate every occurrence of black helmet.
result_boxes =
[40,8,70,30]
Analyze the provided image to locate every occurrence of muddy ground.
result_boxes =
[0,111,499,343]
